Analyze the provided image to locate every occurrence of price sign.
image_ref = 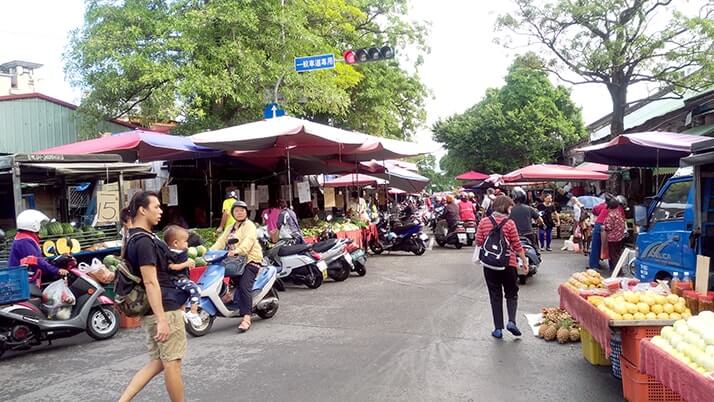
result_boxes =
[97,191,120,223]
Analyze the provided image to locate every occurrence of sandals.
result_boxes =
[237,320,251,333]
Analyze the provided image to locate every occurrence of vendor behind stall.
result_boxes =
[8,210,67,280]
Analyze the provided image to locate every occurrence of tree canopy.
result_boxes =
[497,0,714,136]
[65,0,428,139]
[433,53,587,175]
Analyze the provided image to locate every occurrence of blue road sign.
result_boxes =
[294,54,336,73]
[264,103,286,119]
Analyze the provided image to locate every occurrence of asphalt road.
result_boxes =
[1,240,624,402]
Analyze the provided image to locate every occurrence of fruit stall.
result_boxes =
[0,154,154,267]
[300,218,372,249]
[556,269,711,401]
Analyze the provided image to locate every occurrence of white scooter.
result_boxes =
[185,250,280,337]
[258,228,328,289]
[311,238,353,282]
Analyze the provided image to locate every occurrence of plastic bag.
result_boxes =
[472,245,481,266]
[78,258,103,274]
[79,258,115,284]
[42,279,76,319]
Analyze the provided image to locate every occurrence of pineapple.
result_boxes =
[543,325,558,341]
[569,328,581,342]
[556,327,571,344]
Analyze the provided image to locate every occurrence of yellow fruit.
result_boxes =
[589,296,605,306]
[643,294,657,306]
[657,313,670,320]
[623,291,637,303]
[663,304,674,314]
[614,303,628,315]
[674,303,685,313]
[651,304,664,315]
[633,312,646,321]
[605,298,615,309]
[683,311,692,319]
[669,312,682,320]
[646,312,657,320]
[615,296,626,304]
[597,304,609,312]
[610,312,623,320]
[655,295,667,305]
[623,313,635,321]
[637,303,650,314]
[666,294,679,304]
[626,303,638,314]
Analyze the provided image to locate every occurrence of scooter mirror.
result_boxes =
[634,205,648,230]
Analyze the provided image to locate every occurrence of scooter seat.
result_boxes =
[312,239,338,252]
[278,244,312,257]
[394,223,419,234]
[30,284,43,298]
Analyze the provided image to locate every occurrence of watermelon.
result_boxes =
[194,257,207,267]
[196,245,207,257]
[47,222,63,236]
[61,223,74,235]
[187,247,198,259]
[103,254,118,268]
[39,226,48,238]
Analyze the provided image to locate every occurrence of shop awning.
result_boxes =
[17,162,154,183]
[323,173,387,188]
[360,160,430,193]
[35,130,222,162]
[456,170,489,181]
[503,164,609,182]
[576,132,710,167]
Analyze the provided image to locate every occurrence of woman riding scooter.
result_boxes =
[8,210,68,283]
[210,201,263,333]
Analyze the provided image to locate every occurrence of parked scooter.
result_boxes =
[0,255,118,358]
[258,228,328,289]
[517,236,541,284]
[315,215,355,281]
[345,240,367,276]
[370,213,428,256]
[429,205,444,233]
[185,250,279,337]
[434,220,468,249]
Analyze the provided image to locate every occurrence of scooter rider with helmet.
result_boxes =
[210,200,263,333]
[8,210,69,282]
[509,187,544,250]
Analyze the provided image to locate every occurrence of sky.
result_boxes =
[0,0,684,149]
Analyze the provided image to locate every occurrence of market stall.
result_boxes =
[577,132,710,167]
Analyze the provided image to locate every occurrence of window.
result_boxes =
[652,180,691,222]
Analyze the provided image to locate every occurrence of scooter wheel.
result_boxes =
[256,289,280,319]
[305,265,324,289]
[369,242,384,255]
[518,275,527,285]
[412,240,426,256]
[436,239,446,247]
[354,263,367,276]
[328,262,351,282]
[185,308,215,337]
[86,306,119,340]
[455,241,463,250]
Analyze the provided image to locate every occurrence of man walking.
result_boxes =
[119,191,187,402]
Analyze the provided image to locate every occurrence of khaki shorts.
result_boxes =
[141,310,187,362]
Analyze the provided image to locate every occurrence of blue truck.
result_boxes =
[634,139,714,290]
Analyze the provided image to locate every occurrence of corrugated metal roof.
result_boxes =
[0,96,130,153]
[683,123,714,136]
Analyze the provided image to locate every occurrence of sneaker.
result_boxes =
[185,311,203,327]
[546,247,553,252]
[506,321,522,336]
[491,329,503,339]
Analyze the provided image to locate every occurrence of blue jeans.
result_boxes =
[589,223,602,269]
[539,227,553,249]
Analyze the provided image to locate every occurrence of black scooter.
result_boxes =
[517,237,541,284]
[0,255,119,358]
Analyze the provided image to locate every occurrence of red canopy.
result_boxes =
[503,164,609,182]
[456,171,489,181]
[575,162,609,173]
[35,130,222,162]
[576,132,709,167]
[323,173,386,188]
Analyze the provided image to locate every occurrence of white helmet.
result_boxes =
[16,209,50,233]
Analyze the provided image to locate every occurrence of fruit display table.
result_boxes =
[304,229,364,248]
[640,339,714,402]
[559,285,614,356]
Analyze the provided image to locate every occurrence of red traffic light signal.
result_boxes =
[342,46,394,64]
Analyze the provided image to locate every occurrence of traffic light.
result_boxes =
[343,46,395,65]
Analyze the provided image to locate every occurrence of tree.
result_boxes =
[433,53,586,174]
[415,154,457,193]
[65,0,428,139]
[498,0,714,136]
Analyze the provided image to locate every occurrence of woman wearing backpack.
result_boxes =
[476,195,528,339]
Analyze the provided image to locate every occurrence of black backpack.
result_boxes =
[479,216,511,269]
[114,232,159,317]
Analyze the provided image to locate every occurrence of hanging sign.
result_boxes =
[297,181,311,204]
[324,187,336,208]
[96,191,120,223]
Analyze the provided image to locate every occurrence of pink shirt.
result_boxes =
[261,208,281,231]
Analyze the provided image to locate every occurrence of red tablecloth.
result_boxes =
[304,230,364,248]
[640,339,714,402]
[559,285,613,355]
[362,224,378,244]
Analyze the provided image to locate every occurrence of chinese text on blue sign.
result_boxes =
[294,54,336,73]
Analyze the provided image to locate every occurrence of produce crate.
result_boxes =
[581,327,610,366]
[620,326,664,367]
[0,266,30,304]
[610,333,623,380]
[621,356,683,402]
[119,311,141,329]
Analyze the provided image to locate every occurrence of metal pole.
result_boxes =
[208,159,214,227]
[11,158,23,217]
[118,171,125,211]
[287,147,293,208]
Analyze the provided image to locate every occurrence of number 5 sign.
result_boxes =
[97,190,120,223]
